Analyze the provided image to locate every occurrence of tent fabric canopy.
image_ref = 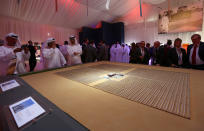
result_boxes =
[0,0,203,44]
[0,0,168,29]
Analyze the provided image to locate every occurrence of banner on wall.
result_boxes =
[158,0,203,34]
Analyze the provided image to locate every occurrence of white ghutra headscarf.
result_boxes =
[44,38,56,48]
[5,33,21,48]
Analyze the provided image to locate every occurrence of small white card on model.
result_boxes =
[0,80,20,92]
[9,97,46,128]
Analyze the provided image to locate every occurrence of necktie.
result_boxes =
[192,46,197,65]
[177,48,182,65]
[141,48,144,56]
[154,48,158,64]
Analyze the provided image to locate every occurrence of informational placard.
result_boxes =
[0,80,20,92]
[9,97,46,128]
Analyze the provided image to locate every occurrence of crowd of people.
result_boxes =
[127,34,204,70]
[0,32,203,76]
[0,33,83,76]
[108,34,204,70]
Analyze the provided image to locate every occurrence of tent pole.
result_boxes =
[55,0,58,12]
[139,0,142,17]
[87,0,88,16]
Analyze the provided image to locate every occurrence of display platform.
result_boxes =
[0,75,89,131]
[21,62,204,131]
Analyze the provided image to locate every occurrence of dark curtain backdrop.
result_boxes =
[79,21,124,46]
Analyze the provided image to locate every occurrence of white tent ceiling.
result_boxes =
[0,0,169,29]
[0,0,200,29]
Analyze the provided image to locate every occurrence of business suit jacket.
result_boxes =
[129,47,138,64]
[149,47,160,65]
[158,45,172,67]
[187,42,204,69]
[81,43,88,63]
[84,45,97,63]
[135,47,150,64]
[187,42,204,63]
[168,47,188,67]
[97,44,106,61]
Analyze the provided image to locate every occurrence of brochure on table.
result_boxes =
[0,80,20,92]
[9,96,46,128]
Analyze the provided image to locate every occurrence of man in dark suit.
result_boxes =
[149,41,161,65]
[97,41,106,61]
[84,40,97,63]
[28,40,36,72]
[81,38,89,63]
[187,34,204,69]
[135,41,150,64]
[158,40,172,67]
[146,43,151,52]
[169,38,188,68]
[129,42,138,64]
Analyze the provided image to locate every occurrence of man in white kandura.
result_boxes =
[110,42,122,62]
[0,33,30,76]
[16,44,30,74]
[121,44,130,63]
[67,36,82,65]
[42,38,66,69]
[110,43,117,62]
